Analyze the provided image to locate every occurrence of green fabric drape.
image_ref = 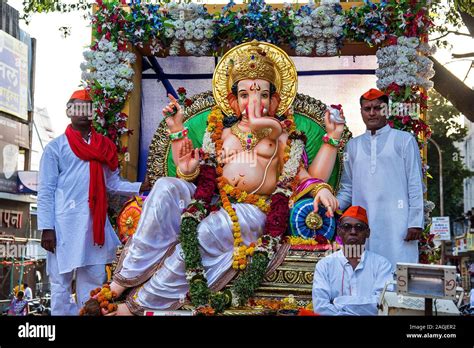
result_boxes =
[166,110,340,188]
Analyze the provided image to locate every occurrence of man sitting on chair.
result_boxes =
[312,206,393,315]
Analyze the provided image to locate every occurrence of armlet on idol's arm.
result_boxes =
[289,177,334,206]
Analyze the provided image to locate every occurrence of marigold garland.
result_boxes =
[222,180,269,213]
[79,283,119,316]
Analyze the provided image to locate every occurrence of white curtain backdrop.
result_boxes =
[138,55,377,179]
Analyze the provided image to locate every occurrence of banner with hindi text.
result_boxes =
[0,30,28,120]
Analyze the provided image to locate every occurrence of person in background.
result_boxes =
[312,206,393,316]
[23,283,33,301]
[8,291,28,316]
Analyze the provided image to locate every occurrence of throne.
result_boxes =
[119,91,351,313]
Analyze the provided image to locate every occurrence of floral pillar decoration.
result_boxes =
[346,0,438,263]
[81,0,136,162]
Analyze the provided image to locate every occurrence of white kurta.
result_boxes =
[37,134,142,275]
[312,249,393,315]
[337,125,424,270]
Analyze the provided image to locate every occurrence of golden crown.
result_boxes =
[228,44,277,87]
[213,41,297,116]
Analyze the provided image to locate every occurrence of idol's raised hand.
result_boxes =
[177,138,200,175]
[324,109,345,140]
[163,94,184,133]
[313,188,339,218]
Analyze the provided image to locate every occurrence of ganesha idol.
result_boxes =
[98,41,350,315]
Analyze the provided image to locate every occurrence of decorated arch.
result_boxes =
[81,0,438,264]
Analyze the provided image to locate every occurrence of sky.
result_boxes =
[7,0,474,137]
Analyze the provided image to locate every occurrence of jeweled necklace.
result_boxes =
[230,123,271,152]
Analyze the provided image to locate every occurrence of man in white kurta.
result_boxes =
[38,91,142,315]
[337,89,424,270]
[312,206,393,315]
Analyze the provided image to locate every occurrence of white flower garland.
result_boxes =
[423,200,435,226]
[293,1,344,56]
[202,129,216,157]
[185,268,205,282]
[278,138,305,196]
[375,36,435,90]
[254,236,281,261]
[164,1,213,57]
[81,37,136,96]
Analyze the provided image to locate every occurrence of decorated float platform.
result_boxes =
[81,0,438,315]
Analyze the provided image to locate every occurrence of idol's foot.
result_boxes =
[110,281,127,299]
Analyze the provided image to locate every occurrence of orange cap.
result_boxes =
[361,88,386,101]
[70,89,92,101]
[340,206,369,225]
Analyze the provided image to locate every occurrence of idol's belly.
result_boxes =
[222,156,279,195]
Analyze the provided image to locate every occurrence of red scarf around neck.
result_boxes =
[65,124,118,246]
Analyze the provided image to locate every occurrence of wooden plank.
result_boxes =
[120,46,143,182]
[138,40,377,57]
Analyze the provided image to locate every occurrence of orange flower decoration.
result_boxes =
[117,197,144,243]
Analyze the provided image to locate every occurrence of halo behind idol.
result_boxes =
[212,40,298,117]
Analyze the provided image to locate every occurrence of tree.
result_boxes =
[430,0,474,121]
[427,90,473,218]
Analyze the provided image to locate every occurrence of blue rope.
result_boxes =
[145,56,178,99]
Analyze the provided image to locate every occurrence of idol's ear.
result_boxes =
[268,92,281,117]
[227,92,241,117]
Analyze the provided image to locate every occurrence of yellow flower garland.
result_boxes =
[207,107,297,270]
[208,107,250,270]
[288,236,318,246]
[222,181,270,213]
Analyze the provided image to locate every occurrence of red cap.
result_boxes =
[340,206,369,225]
[361,88,386,101]
[70,89,92,101]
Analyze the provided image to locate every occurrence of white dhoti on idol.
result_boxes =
[114,177,267,314]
